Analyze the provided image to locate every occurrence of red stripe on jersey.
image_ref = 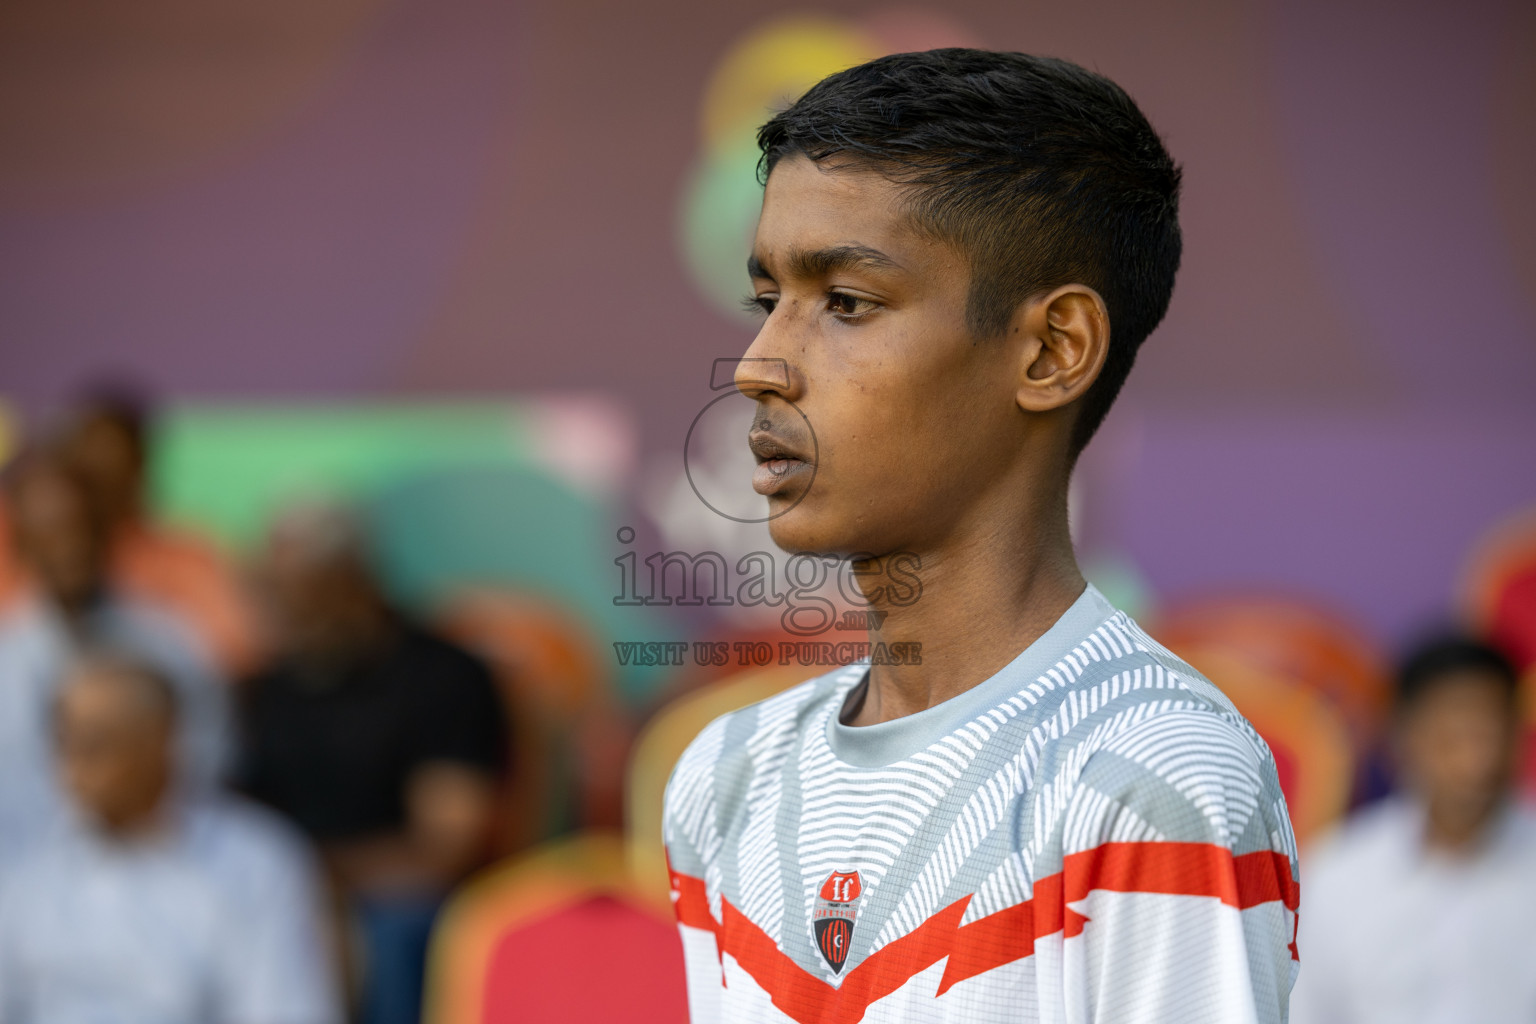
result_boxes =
[939,843,1299,994]
[670,840,1298,1024]
[671,868,717,933]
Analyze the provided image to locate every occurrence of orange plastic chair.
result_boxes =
[435,586,608,716]
[422,831,686,1024]
[1151,594,1390,748]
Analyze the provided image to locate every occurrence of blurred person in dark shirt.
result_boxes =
[239,500,506,1024]
[1292,635,1536,1024]
[0,451,230,867]
[0,652,340,1024]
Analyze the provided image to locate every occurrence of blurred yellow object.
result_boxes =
[625,663,812,904]
[1175,644,1354,845]
[700,16,876,154]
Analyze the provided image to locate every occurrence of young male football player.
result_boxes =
[664,49,1300,1023]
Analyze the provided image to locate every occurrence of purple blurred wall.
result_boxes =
[1,0,1532,646]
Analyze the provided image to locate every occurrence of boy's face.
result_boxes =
[738,155,1028,559]
[1397,670,1520,833]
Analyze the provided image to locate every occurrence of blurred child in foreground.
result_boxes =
[1292,636,1536,1024]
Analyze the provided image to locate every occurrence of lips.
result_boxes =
[748,428,813,497]
[752,457,810,496]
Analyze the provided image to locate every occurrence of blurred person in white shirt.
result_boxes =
[0,450,230,866]
[1292,634,1536,1024]
[0,652,342,1024]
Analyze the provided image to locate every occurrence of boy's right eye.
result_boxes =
[742,294,778,317]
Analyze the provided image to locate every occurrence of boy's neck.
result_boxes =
[847,487,1085,726]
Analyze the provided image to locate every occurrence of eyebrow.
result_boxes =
[747,244,902,282]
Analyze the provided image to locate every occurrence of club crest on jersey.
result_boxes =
[813,869,862,973]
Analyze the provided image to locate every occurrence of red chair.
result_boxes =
[1463,505,1536,672]
[423,832,687,1024]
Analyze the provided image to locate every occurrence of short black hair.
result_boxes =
[757,48,1182,456]
[1396,634,1521,712]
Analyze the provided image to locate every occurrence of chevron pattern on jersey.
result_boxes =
[663,586,1300,1024]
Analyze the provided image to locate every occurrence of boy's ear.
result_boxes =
[1013,284,1111,414]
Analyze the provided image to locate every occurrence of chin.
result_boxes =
[762,497,826,554]
[765,519,819,556]
[765,499,886,559]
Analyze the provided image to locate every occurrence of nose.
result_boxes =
[732,311,803,400]
[730,355,793,399]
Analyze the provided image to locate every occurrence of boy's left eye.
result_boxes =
[828,292,877,319]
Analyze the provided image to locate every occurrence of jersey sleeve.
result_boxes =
[1057,708,1300,1024]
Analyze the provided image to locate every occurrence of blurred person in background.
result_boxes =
[238,500,506,1024]
[57,385,260,677]
[0,450,230,867]
[0,653,342,1024]
[1292,635,1536,1024]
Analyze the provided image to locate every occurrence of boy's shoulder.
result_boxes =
[1052,613,1281,782]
